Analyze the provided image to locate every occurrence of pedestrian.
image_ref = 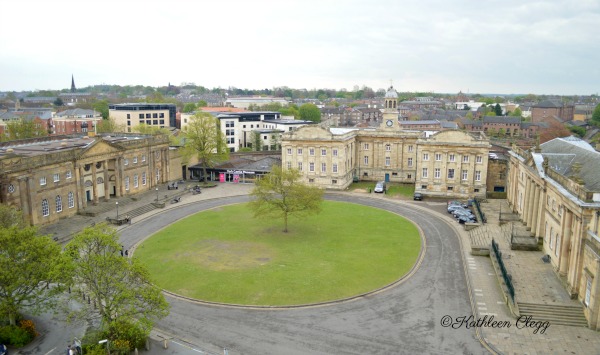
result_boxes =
[67,344,74,355]
[120,250,123,257]
[125,249,129,256]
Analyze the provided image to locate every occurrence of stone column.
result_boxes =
[103,159,110,200]
[523,178,531,223]
[559,210,573,276]
[18,177,33,226]
[531,185,541,235]
[115,158,122,197]
[91,162,98,204]
[78,165,87,209]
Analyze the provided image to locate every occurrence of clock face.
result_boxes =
[386,120,393,127]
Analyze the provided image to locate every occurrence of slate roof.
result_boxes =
[55,108,97,117]
[541,136,600,191]
[535,100,563,108]
[483,117,522,124]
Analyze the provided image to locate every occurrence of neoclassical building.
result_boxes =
[281,86,490,198]
[507,137,600,329]
[0,134,181,226]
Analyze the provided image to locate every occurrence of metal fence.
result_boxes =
[491,238,515,302]
[473,198,487,224]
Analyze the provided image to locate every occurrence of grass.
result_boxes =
[349,182,415,198]
[135,201,421,306]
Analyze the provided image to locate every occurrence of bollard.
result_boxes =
[163,339,168,349]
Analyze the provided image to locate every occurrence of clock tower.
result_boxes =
[380,84,400,129]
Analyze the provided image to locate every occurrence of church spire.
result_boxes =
[71,74,76,92]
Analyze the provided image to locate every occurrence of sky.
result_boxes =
[1,0,599,95]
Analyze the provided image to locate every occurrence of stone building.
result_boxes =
[531,100,575,123]
[0,134,180,226]
[507,136,600,329]
[281,85,491,198]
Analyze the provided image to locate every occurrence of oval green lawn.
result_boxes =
[135,201,421,306]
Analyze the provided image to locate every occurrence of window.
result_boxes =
[475,170,481,181]
[408,145,413,152]
[40,176,47,186]
[333,163,338,173]
[53,173,60,182]
[321,149,327,156]
[422,168,428,178]
[66,170,72,179]
[68,192,74,208]
[298,162,303,171]
[332,180,337,184]
[55,195,63,213]
[463,155,469,163]
[585,277,592,307]
[309,178,314,183]
[435,153,442,161]
[8,184,15,193]
[153,113,158,118]
[333,149,338,156]
[449,154,456,162]
[364,143,369,150]
[321,162,327,173]
[448,169,455,179]
[309,162,315,172]
[407,174,412,179]
[146,113,151,118]
[287,161,292,170]
[385,156,391,166]
[142,172,147,185]
[385,144,391,151]
[297,148,303,155]
[125,176,130,191]
[408,158,413,167]
[476,155,482,163]
[133,156,138,164]
[134,174,139,188]
[287,148,292,155]
[423,153,429,161]
[461,170,468,180]
[364,156,369,165]
[139,113,144,119]
[434,168,441,178]
[156,169,160,183]
[447,186,454,191]
[555,234,560,257]
[124,158,129,166]
[142,155,146,162]
[309,148,315,156]
[42,199,49,216]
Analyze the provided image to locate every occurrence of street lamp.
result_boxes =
[115,202,119,220]
[99,339,109,354]
[155,187,159,201]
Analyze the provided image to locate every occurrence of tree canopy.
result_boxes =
[182,112,229,181]
[299,103,321,123]
[494,103,503,116]
[64,223,169,329]
[249,166,323,232]
[4,120,48,141]
[0,225,65,325]
[592,104,600,124]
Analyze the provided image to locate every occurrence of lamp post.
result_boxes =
[115,202,119,220]
[99,339,109,355]
[155,187,159,201]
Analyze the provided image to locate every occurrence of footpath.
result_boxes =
[32,184,600,355]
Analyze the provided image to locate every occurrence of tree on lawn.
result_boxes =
[64,223,169,330]
[249,166,323,233]
[182,112,229,182]
[0,223,66,325]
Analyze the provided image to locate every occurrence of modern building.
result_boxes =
[281,85,491,198]
[507,136,600,329]
[109,103,177,132]
[0,134,180,226]
[225,96,289,109]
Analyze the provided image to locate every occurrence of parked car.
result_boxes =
[457,215,477,224]
[453,209,476,220]
[448,200,468,208]
[0,343,7,355]
[413,192,423,201]
[374,181,386,193]
[448,205,470,214]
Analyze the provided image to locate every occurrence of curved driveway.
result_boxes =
[121,194,488,355]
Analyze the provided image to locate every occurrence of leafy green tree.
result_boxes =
[0,225,65,325]
[182,103,197,113]
[182,112,229,182]
[465,111,473,119]
[509,107,522,117]
[568,125,586,137]
[197,100,208,107]
[592,104,600,123]
[494,103,503,116]
[64,223,169,329]
[6,120,48,140]
[96,117,124,133]
[54,97,64,107]
[92,100,110,119]
[250,130,262,151]
[299,103,321,123]
[249,166,323,233]
[0,204,25,229]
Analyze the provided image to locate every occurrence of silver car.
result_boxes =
[374,181,386,193]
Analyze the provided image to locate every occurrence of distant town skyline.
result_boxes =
[1,0,599,95]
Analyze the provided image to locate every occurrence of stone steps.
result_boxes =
[518,302,588,327]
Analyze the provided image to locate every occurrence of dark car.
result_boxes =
[453,209,476,220]
[413,192,423,201]
[457,215,477,224]
[448,205,469,214]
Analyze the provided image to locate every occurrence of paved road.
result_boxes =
[120,194,488,355]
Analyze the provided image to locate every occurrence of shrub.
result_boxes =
[105,319,148,351]
[0,325,33,347]
[19,319,39,338]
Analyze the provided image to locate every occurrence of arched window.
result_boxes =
[549,227,554,250]
[55,195,63,213]
[42,199,49,217]
[68,192,75,208]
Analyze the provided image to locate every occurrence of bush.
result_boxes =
[19,319,39,338]
[0,325,34,347]
[105,319,148,352]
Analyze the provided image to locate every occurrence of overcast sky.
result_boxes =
[1,0,599,95]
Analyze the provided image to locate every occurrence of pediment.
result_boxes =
[288,125,334,140]
[78,139,124,160]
